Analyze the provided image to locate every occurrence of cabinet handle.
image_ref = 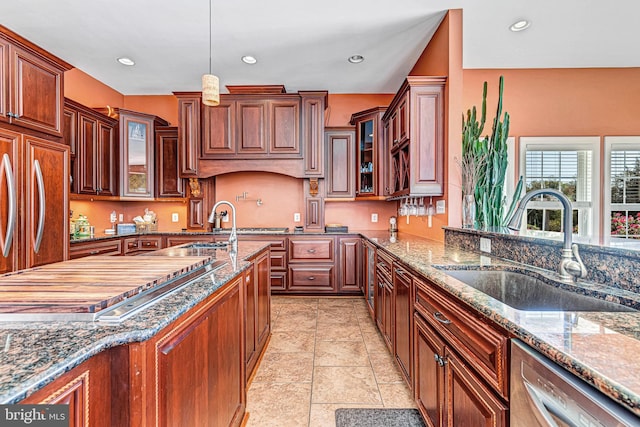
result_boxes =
[307,249,316,254]
[90,250,99,255]
[308,276,316,281]
[434,354,446,367]
[1,154,17,258]
[7,112,18,119]
[433,312,451,325]
[33,160,46,254]
[395,268,405,276]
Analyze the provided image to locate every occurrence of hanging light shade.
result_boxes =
[202,0,219,106]
[202,73,219,106]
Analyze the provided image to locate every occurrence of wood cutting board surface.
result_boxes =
[0,255,212,313]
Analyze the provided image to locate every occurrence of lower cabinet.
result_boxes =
[123,236,164,255]
[69,239,122,259]
[20,350,113,427]
[338,237,361,293]
[245,248,271,380]
[393,262,412,387]
[141,275,245,427]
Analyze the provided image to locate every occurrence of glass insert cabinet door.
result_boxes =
[358,119,375,195]
[120,112,154,198]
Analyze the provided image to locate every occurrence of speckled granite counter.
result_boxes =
[359,230,640,417]
[0,241,269,404]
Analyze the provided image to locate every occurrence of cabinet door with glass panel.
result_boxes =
[114,110,167,199]
[350,107,387,198]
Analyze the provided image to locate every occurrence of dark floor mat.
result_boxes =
[335,408,426,427]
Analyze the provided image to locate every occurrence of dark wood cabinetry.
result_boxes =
[67,99,118,196]
[288,237,335,293]
[0,26,71,138]
[338,236,361,293]
[174,92,201,177]
[413,276,508,426]
[384,77,446,197]
[375,249,394,351]
[363,240,376,318]
[245,248,271,380]
[393,262,413,387]
[300,91,327,177]
[350,107,388,198]
[70,239,123,259]
[201,98,235,157]
[325,127,356,199]
[122,236,163,255]
[155,126,184,197]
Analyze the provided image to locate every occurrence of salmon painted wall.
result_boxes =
[124,96,178,126]
[325,201,397,231]
[64,69,124,107]
[327,94,394,126]
[70,200,188,233]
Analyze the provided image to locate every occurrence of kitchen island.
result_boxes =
[0,240,270,426]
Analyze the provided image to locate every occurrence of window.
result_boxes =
[516,137,600,244]
[604,137,640,248]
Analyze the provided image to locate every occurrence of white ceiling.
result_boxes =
[2,0,638,95]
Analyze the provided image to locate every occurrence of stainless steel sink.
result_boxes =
[183,242,229,249]
[438,268,637,312]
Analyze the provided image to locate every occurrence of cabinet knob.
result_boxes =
[307,276,316,281]
[307,249,316,254]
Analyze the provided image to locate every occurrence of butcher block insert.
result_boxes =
[0,255,216,317]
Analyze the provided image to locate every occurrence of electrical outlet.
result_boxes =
[118,213,124,222]
[294,212,301,222]
[480,237,491,253]
[371,213,378,223]
[222,214,230,223]
[171,213,179,222]
[436,200,446,214]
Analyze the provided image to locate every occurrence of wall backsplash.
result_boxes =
[444,227,640,295]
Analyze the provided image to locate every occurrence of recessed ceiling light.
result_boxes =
[117,57,135,66]
[509,19,531,32]
[348,55,364,64]
[241,55,257,65]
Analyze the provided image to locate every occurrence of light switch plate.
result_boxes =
[294,213,301,222]
[118,213,124,222]
[171,213,179,222]
[436,200,446,214]
[371,213,378,223]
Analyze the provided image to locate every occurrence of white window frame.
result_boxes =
[604,136,640,248]
[515,137,601,244]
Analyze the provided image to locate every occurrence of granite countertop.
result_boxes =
[0,241,269,404]
[359,230,640,417]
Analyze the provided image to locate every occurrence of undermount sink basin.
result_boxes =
[183,242,229,249]
[438,268,637,312]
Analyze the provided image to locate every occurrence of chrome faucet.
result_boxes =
[506,188,587,283]
[208,200,237,248]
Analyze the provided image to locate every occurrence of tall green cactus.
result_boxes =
[462,76,523,229]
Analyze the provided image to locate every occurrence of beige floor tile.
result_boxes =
[314,340,369,367]
[362,331,390,354]
[317,297,359,307]
[316,313,359,327]
[272,296,318,305]
[268,330,316,353]
[312,366,382,404]
[378,382,417,408]
[308,403,383,427]
[246,382,312,427]
[316,323,363,341]
[369,352,405,383]
[272,312,317,331]
[252,352,314,383]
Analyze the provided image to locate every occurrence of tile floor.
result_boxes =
[245,296,417,427]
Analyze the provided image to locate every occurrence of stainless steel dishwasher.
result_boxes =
[510,339,640,426]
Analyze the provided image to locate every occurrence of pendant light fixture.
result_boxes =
[202,0,220,106]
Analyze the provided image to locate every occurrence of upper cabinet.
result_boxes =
[65,99,118,196]
[118,109,168,199]
[350,107,388,198]
[176,88,326,179]
[155,126,184,198]
[0,26,72,138]
[383,77,446,198]
[325,127,356,199]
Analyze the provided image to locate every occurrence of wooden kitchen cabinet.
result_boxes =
[240,235,288,292]
[300,91,327,176]
[155,126,184,198]
[70,238,123,259]
[138,276,245,427]
[68,99,118,196]
[350,107,388,198]
[363,240,376,318]
[201,98,236,157]
[338,236,361,293]
[325,127,356,199]
[236,99,268,155]
[165,234,213,247]
[245,247,271,381]
[269,98,300,154]
[287,236,337,294]
[384,77,446,197]
[375,249,394,351]
[413,277,509,426]
[21,350,113,427]
[174,92,201,177]
[123,236,164,255]
[0,26,71,138]
[393,262,413,387]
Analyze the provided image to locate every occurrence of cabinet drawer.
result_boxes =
[289,238,333,262]
[288,264,335,292]
[124,236,163,254]
[270,252,286,270]
[414,277,508,398]
[166,236,212,247]
[376,249,393,282]
[270,271,287,292]
[70,239,122,259]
